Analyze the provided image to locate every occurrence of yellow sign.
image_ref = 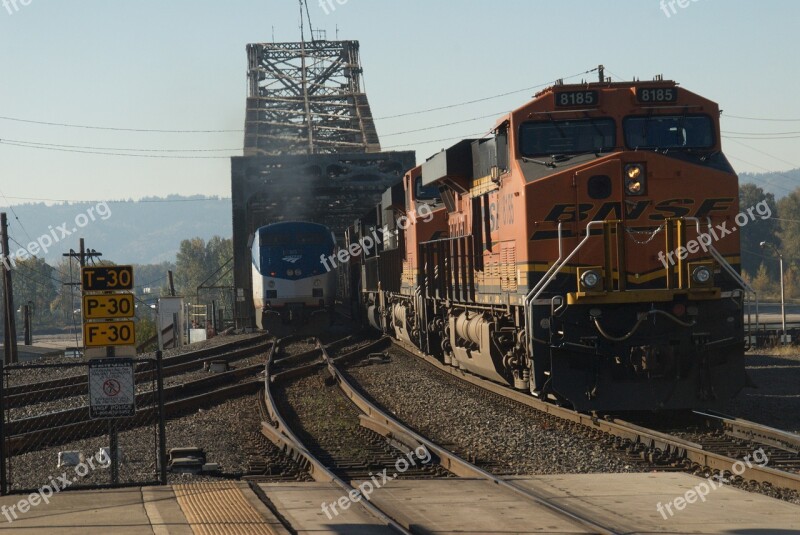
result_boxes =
[82,266,134,291]
[83,294,135,320]
[83,320,136,347]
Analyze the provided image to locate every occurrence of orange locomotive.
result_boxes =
[352,76,751,411]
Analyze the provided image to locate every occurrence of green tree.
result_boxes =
[135,316,157,352]
[174,237,233,298]
[778,187,800,265]
[751,263,776,296]
[783,264,800,300]
[11,257,60,328]
[48,257,81,328]
[739,183,779,275]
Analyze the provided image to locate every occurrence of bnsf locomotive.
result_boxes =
[348,77,751,412]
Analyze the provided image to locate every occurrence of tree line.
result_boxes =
[3,237,233,337]
[739,183,798,300]
[2,180,797,339]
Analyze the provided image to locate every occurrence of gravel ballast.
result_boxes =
[6,393,301,492]
[343,348,644,475]
[723,348,800,434]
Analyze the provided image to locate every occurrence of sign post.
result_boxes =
[82,265,136,485]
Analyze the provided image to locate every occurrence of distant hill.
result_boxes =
[0,195,231,265]
[739,169,800,199]
[1,168,796,266]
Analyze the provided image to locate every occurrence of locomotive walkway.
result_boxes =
[0,474,798,533]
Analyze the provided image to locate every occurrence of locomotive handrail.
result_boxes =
[523,222,563,359]
[523,217,756,360]
[696,216,758,347]
[524,221,606,358]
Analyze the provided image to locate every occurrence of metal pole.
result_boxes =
[107,345,118,484]
[156,304,164,352]
[156,349,167,484]
[0,358,6,495]
[23,305,31,346]
[1,214,18,364]
[173,313,180,349]
[780,254,786,345]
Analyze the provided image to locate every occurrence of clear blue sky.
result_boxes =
[1,0,798,204]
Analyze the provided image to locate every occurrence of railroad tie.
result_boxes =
[173,482,275,535]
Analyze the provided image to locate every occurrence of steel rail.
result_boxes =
[693,410,800,454]
[322,339,619,535]
[260,337,413,535]
[8,348,273,437]
[4,334,272,400]
[7,380,263,457]
[392,339,800,493]
[6,340,274,408]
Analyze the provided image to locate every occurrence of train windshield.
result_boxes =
[261,230,329,247]
[260,233,291,246]
[624,115,714,150]
[296,232,326,245]
[519,118,615,157]
[415,176,439,200]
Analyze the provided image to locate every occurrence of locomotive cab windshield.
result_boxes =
[624,114,715,150]
[519,118,616,157]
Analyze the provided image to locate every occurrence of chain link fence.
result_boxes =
[0,354,166,494]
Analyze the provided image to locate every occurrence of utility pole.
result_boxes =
[761,241,787,345]
[1,213,18,364]
[23,302,32,346]
[63,239,102,351]
[168,270,176,297]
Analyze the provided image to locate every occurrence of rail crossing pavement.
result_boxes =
[0,473,797,533]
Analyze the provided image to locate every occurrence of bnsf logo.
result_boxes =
[543,197,735,223]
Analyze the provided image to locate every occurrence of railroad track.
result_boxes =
[5,338,275,456]
[261,336,621,534]
[391,338,800,497]
[4,334,272,407]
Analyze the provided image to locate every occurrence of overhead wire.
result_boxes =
[0,138,241,153]
[0,115,242,133]
[0,195,227,203]
[374,67,600,120]
[0,140,237,159]
[724,114,800,122]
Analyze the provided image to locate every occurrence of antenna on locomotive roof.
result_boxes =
[598,64,604,83]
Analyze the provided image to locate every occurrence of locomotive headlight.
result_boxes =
[692,266,711,284]
[624,164,646,196]
[313,279,322,287]
[578,268,604,292]
[692,266,712,285]
[581,270,601,289]
[286,269,294,277]
[294,269,302,277]
[688,262,715,289]
[268,280,275,288]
